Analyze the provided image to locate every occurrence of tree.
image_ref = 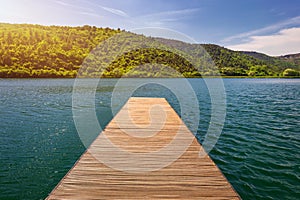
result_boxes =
[247,65,270,76]
[282,68,299,77]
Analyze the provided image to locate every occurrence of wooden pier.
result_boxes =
[47,97,240,199]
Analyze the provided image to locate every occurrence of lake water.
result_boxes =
[0,78,299,200]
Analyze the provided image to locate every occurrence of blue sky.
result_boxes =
[1,0,300,55]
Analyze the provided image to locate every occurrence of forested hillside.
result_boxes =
[279,53,300,66]
[242,51,299,72]
[0,23,299,78]
[0,23,121,77]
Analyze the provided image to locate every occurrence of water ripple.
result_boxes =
[0,78,299,200]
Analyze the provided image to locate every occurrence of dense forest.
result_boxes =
[0,23,299,78]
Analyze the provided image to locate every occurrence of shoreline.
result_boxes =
[1,76,299,79]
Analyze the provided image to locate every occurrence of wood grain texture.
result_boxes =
[47,97,240,199]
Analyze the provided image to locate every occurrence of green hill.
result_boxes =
[201,45,299,76]
[0,23,299,78]
[0,23,121,78]
[278,53,300,66]
[241,51,299,71]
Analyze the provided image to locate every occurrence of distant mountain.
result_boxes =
[241,51,276,62]
[144,39,300,76]
[241,51,299,69]
[278,53,300,66]
[0,23,299,78]
[236,51,300,76]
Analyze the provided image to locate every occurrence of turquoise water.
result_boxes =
[0,78,299,200]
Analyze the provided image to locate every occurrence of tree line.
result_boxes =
[0,23,299,78]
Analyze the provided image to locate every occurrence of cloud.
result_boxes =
[98,6,129,18]
[55,0,92,11]
[136,8,199,27]
[55,0,70,6]
[78,11,101,18]
[142,8,199,18]
[222,15,300,43]
[227,27,300,56]
[55,1,125,19]
[76,1,129,18]
[141,8,199,22]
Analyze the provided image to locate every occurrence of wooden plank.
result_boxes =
[47,97,240,199]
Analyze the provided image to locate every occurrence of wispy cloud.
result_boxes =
[98,6,129,18]
[78,11,101,18]
[142,8,199,18]
[54,0,102,19]
[53,1,198,30]
[54,0,92,12]
[79,0,129,18]
[222,15,300,43]
[227,27,300,56]
[55,0,70,7]
[136,8,200,27]
[140,8,199,23]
